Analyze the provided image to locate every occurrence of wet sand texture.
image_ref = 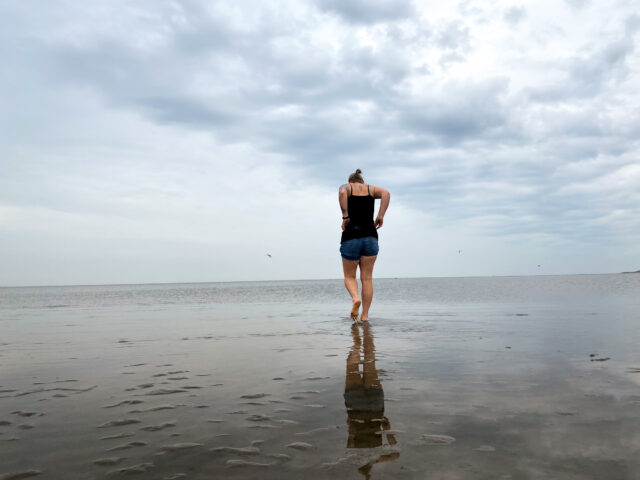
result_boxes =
[1,275,640,479]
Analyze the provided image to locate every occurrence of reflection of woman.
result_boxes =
[344,324,398,476]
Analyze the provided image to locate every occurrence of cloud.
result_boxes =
[1,0,639,284]
[315,0,416,24]
[503,6,527,26]
[525,33,636,102]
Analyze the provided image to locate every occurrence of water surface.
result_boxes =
[1,275,639,479]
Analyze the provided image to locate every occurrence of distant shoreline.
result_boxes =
[0,271,636,289]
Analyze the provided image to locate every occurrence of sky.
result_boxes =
[1,0,639,286]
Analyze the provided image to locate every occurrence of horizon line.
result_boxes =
[0,271,633,289]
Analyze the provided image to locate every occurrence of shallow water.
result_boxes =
[1,274,639,479]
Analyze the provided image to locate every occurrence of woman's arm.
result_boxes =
[372,186,390,229]
[339,184,350,231]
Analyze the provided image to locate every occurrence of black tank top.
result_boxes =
[341,184,378,243]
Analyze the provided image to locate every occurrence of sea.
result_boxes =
[1,274,639,479]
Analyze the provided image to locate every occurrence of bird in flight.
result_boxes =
[267,254,272,258]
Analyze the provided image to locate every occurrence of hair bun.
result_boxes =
[355,169,362,174]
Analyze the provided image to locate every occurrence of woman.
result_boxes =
[339,169,390,322]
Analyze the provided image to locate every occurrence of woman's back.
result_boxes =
[341,184,377,243]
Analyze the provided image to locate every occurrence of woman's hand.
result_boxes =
[341,217,350,231]
[375,215,384,229]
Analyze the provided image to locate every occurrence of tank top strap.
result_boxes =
[367,184,370,196]
[349,184,353,196]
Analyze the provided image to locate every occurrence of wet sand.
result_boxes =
[1,276,640,479]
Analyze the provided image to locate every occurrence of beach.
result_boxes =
[1,274,639,479]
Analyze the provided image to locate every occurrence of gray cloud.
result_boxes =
[526,32,636,102]
[1,0,639,284]
[503,6,527,26]
[315,0,415,24]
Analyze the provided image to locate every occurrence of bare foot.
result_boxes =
[360,316,368,322]
[350,299,361,320]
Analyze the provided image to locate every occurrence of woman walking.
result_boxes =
[339,169,390,322]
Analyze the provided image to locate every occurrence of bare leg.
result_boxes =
[342,258,361,319]
[359,255,377,321]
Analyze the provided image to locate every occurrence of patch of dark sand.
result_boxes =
[304,404,325,408]
[245,402,267,406]
[137,383,154,389]
[17,424,34,430]
[167,377,188,381]
[167,371,188,375]
[272,377,285,381]
[286,442,313,450]
[32,380,78,385]
[289,395,307,400]
[11,385,96,398]
[180,386,202,389]
[304,377,329,381]
[0,390,17,393]
[121,372,136,375]
[274,408,292,413]
[152,374,167,378]
[93,457,126,466]
[140,422,176,432]
[143,389,187,396]
[0,470,42,480]
[267,453,292,461]
[226,460,274,468]
[591,357,611,362]
[195,374,210,377]
[100,432,135,440]
[248,425,280,429]
[105,400,144,408]
[240,393,270,399]
[246,414,271,422]
[227,410,248,415]
[207,419,225,423]
[129,405,179,413]
[159,443,203,451]
[211,446,260,456]
[98,419,142,428]
[210,383,224,387]
[11,410,44,417]
[0,421,11,426]
[163,474,187,480]
[108,463,154,475]
[106,441,147,451]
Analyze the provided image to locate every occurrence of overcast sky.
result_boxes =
[1,0,639,286]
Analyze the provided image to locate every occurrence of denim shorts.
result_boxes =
[340,237,379,261]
